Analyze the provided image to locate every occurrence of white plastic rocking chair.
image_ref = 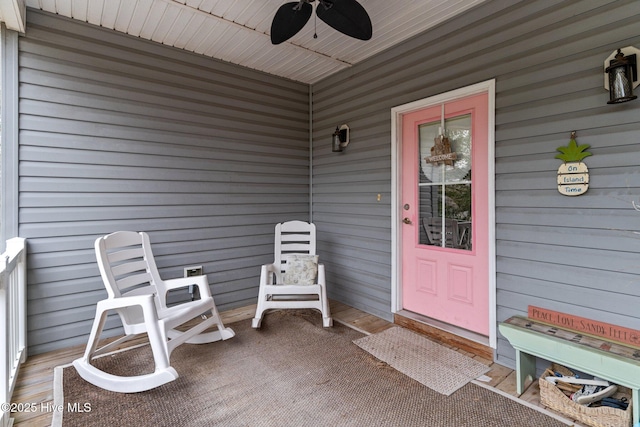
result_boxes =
[252,220,332,328]
[73,231,235,393]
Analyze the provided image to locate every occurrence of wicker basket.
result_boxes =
[539,364,632,427]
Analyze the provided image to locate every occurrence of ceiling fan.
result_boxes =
[270,0,373,45]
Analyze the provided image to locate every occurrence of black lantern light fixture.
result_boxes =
[332,124,350,152]
[604,47,639,104]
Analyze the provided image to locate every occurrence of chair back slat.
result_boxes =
[107,247,145,263]
[110,260,148,278]
[280,243,313,253]
[279,233,313,242]
[115,272,153,292]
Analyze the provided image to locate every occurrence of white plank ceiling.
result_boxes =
[22,0,485,84]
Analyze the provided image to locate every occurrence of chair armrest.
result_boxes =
[164,275,206,290]
[318,263,325,285]
[164,275,212,297]
[260,263,281,285]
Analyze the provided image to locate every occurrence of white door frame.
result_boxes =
[390,79,497,349]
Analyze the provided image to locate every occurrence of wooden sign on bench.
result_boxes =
[528,306,640,349]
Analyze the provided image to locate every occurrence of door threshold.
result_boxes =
[394,310,493,361]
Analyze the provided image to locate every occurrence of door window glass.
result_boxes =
[418,114,472,250]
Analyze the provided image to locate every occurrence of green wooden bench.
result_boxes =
[499,316,640,426]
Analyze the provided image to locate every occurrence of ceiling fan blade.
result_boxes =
[316,0,372,41]
[270,2,313,45]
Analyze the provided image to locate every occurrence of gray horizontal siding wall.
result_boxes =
[312,0,640,368]
[21,10,310,354]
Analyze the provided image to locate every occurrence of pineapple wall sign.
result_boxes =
[555,131,592,196]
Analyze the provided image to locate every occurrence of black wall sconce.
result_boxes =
[604,47,639,104]
[332,124,350,152]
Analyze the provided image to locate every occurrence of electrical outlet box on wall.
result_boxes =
[184,266,203,277]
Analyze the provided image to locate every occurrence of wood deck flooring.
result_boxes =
[9,300,580,426]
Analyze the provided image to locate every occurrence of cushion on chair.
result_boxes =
[282,255,319,285]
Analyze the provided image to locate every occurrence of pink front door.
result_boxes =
[401,93,489,336]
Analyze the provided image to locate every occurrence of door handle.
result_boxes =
[402,218,412,225]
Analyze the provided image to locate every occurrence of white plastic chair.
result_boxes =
[73,231,235,393]
[252,221,332,328]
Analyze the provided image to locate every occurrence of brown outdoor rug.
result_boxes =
[54,310,570,426]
